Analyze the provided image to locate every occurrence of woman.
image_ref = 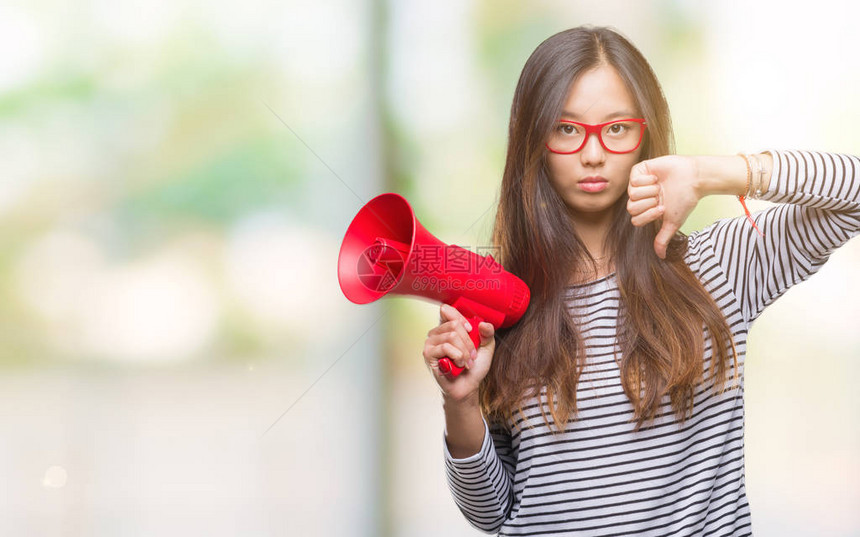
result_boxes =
[421,26,860,536]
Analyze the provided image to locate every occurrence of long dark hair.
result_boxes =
[482,26,737,431]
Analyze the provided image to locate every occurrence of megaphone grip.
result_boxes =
[438,315,483,378]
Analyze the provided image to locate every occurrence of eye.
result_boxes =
[557,123,580,136]
[607,122,629,135]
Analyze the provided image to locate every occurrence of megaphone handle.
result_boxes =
[438,315,483,377]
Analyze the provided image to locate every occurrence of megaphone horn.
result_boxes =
[337,193,530,377]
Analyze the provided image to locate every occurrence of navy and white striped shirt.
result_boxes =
[444,150,860,536]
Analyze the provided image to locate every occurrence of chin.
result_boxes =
[574,194,612,208]
[566,204,609,215]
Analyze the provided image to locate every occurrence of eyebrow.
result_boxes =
[560,110,637,121]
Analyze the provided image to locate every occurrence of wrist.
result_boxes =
[693,155,749,198]
[443,389,480,409]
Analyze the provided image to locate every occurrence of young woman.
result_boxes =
[421,26,860,536]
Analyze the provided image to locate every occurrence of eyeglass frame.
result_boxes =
[545,118,648,155]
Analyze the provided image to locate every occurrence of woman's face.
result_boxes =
[546,64,643,224]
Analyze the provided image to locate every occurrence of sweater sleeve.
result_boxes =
[443,417,515,534]
[699,150,860,324]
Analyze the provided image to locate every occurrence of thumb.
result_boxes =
[478,322,495,347]
[654,220,677,260]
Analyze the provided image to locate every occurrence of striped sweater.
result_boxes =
[443,150,860,536]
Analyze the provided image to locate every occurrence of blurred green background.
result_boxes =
[0,0,858,535]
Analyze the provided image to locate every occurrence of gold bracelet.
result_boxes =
[735,153,764,237]
[748,153,765,199]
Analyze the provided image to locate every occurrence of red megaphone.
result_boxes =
[337,193,530,377]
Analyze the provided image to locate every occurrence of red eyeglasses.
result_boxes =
[546,118,647,154]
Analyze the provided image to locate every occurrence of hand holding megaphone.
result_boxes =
[337,193,530,378]
[423,304,496,385]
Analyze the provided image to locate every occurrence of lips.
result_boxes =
[578,176,608,193]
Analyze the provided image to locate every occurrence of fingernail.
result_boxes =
[470,349,477,360]
[465,321,472,332]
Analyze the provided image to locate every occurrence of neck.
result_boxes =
[568,209,615,283]
[570,209,613,258]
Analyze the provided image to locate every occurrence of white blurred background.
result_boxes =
[0,0,857,535]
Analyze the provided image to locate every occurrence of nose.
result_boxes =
[579,131,606,167]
